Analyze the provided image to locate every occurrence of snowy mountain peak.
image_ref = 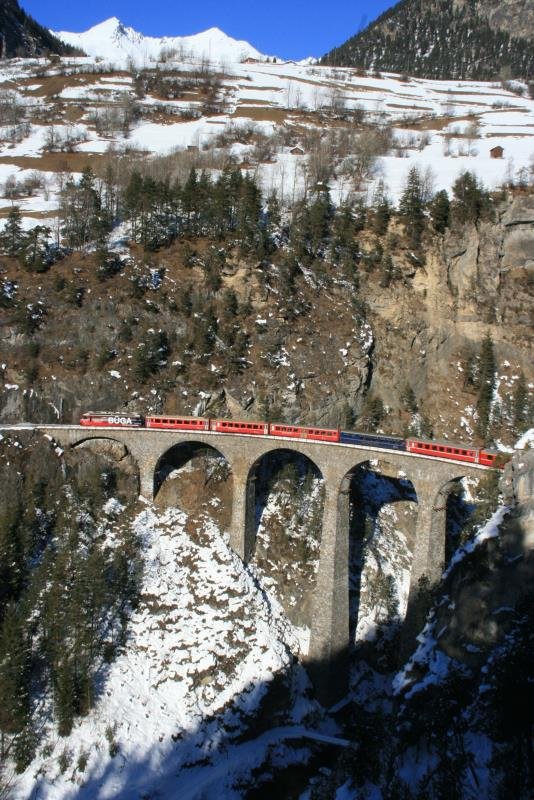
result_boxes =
[53,17,269,65]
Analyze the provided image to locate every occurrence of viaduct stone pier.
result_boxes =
[35,425,488,705]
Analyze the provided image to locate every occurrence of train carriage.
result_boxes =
[212,419,269,435]
[270,424,339,442]
[80,412,144,427]
[146,415,210,430]
[339,430,406,451]
[406,438,478,463]
[478,449,505,468]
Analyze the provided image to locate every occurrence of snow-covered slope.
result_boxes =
[9,505,316,800]
[0,53,532,233]
[52,17,268,66]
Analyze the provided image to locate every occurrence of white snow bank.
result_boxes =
[515,428,534,449]
[13,506,308,800]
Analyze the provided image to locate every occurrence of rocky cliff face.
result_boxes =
[364,192,534,443]
[464,0,534,42]
[0,194,532,447]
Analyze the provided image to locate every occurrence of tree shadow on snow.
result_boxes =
[27,654,349,800]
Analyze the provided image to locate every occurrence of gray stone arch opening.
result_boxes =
[245,447,325,628]
[401,469,481,660]
[153,440,234,527]
[71,436,140,497]
[430,474,476,576]
[338,458,419,657]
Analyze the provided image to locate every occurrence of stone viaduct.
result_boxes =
[36,425,488,703]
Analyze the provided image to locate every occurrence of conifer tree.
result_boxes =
[401,383,418,413]
[123,170,144,240]
[203,250,223,293]
[512,372,529,434]
[359,394,385,431]
[288,199,311,262]
[60,167,111,249]
[0,497,23,615]
[371,182,391,236]
[236,173,262,253]
[308,189,334,258]
[476,333,497,439]
[1,205,24,257]
[265,192,281,248]
[452,171,491,225]
[429,189,450,233]
[340,400,357,429]
[22,225,51,272]
[331,202,359,266]
[399,167,425,249]
[54,656,76,737]
[13,722,36,773]
[0,604,31,740]
[379,252,395,288]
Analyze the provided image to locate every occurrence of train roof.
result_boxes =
[406,436,503,454]
[82,411,144,416]
[341,430,404,441]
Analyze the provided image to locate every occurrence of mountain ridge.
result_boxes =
[52,16,270,65]
[322,0,534,80]
[0,0,82,58]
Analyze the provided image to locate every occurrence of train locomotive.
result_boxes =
[80,412,507,468]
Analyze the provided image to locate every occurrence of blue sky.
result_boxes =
[23,0,395,60]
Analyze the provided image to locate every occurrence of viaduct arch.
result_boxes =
[34,425,488,705]
[153,440,233,501]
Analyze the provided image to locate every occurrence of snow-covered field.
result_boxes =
[0,18,532,231]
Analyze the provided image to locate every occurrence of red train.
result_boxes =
[80,412,144,428]
[79,413,507,468]
[405,438,502,468]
